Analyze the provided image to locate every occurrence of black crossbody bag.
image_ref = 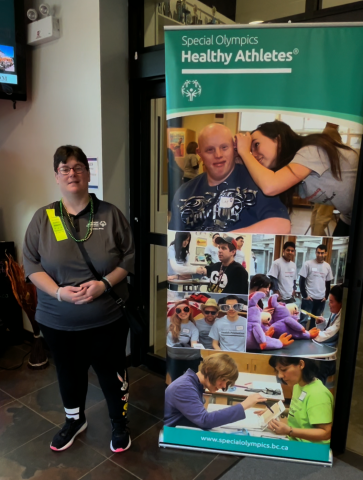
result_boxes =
[74,234,145,336]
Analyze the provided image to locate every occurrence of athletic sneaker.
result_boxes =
[50,417,88,451]
[110,420,131,453]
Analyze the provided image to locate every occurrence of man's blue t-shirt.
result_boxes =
[168,164,290,231]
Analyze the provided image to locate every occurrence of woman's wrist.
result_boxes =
[288,427,294,436]
[56,287,62,302]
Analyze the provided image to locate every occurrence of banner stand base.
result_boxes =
[159,430,333,467]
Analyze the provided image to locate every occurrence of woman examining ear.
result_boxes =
[236,120,358,236]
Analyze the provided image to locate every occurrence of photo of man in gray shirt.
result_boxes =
[209,295,247,352]
[268,241,297,304]
[299,244,334,328]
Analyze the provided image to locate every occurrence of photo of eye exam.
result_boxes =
[246,235,347,359]
[167,230,250,294]
[164,352,334,445]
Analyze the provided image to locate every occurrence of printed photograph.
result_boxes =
[0,45,15,72]
[247,234,347,358]
[167,111,360,236]
[164,351,335,445]
[167,230,251,294]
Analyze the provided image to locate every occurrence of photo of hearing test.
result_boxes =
[165,352,335,445]
[167,112,360,236]
[167,230,250,294]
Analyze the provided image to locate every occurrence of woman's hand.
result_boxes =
[241,393,267,410]
[196,267,205,275]
[235,132,252,157]
[268,419,290,435]
[76,280,106,304]
[59,286,93,304]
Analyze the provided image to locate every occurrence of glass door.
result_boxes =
[130,79,167,373]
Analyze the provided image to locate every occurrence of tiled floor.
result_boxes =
[0,343,239,480]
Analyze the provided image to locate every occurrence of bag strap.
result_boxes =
[63,214,125,306]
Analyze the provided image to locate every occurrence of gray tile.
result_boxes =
[1,427,105,480]
[80,399,159,458]
[111,422,219,480]
[81,460,138,480]
[0,361,58,398]
[128,374,165,420]
[20,381,105,425]
[0,389,13,408]
[0,401,54,456]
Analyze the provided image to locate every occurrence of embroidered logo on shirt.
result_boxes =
[178,187,257,231]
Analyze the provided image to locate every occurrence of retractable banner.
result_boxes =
[162,24,363,466]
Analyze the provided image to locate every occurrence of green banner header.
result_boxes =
[165,25,363,124]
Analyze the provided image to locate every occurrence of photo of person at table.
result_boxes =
[256,356,334,443]
[315,284,343,348]
[200,236,249,294]
[209,295,248,352]
[235,120,358,236]
[164,353,267,430]
[168,123,291,233]
[168,232,205,280]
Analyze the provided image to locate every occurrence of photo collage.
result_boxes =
[164,109,358,448]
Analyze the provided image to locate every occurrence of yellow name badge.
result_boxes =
[46,209,68,241]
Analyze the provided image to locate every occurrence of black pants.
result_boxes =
[333,219,350,236]
[40,319,129,423]
[299,298,325,329]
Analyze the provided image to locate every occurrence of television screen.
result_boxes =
[0,0,26,101]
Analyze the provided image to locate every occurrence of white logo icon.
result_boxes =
[99,221,107,227]
[181,80,202,102]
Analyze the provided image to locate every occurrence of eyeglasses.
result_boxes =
[220,303,244,312]
[58,165,87,175]
[204,310,218,315]
[176,306,190,314]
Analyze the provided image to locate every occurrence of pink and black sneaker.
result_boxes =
[50,417,87,451]
[110,420,131,453]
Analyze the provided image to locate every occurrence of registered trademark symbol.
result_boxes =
[293,48,299,55]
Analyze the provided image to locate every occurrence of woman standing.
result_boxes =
[265,356,333,443]
[236,120,358,235]
[166,299,201,381]
[23,146,134,453]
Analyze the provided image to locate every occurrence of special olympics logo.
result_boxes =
[181,80,202,102]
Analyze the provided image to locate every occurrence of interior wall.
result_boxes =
[0,0,103,256]
[0,0,129,330]
[235,0,305,23]
[100,0,129,216]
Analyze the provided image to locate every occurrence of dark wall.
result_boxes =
[201,0,236,22]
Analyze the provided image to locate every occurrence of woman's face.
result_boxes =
[182,236,191,248]
[274,360,304,386]
[251,131,279,169]
[329,294,342,314]
[258,285,270,296]
[55,156,90,197]
[176,303,190,321]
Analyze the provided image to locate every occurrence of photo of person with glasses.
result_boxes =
[166,299,201,381]
[196,299,220,349]
[209,295,248,352]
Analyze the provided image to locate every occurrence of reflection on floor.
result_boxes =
[290,207,337,236]
[346,315,363,456]
[0,343,239,480]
